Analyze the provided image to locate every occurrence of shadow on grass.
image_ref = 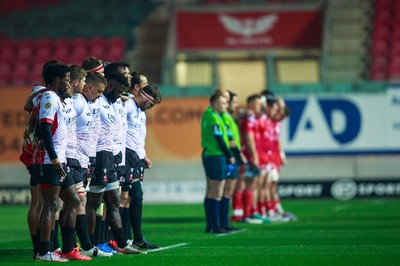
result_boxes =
[143,217,204,223]
[0,249,35,264]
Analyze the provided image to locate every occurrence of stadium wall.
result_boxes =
[0,86,399,203]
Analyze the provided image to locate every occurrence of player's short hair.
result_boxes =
[261,89,275,106]
[214,88,230,101]
[82,57,103,73]
[104,61,130,78]
[69,65,86,81]
[142,84,161,104]
[228,90,237,104]
[246,94,261,106]
[86,72,107,87]
[210,92,225,105]
[106,72,129,87]
[131,71,146,86]
[41,60,62,82]
[43,64,70,87]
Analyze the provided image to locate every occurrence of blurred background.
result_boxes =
[0,0,399,203]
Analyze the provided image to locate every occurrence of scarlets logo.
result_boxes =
[219,14,277,46]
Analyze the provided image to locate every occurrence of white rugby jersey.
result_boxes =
[72,93,92,168]
[97,94,116,152]
[88,97,101,157]
[125,98,146,159]
[64,98,78,159]
[38,91,68,164]
[31,85,46,107]
[113,98,127,166]
[112,98,124,157]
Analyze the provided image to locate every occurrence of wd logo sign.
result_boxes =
[282,91,400,155]
[286,98,361,145]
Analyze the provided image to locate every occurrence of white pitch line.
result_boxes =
[333,205,352,212]
[215,228,248,237]
[146,242,188,253]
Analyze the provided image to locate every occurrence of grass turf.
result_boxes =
[0,199,399,265]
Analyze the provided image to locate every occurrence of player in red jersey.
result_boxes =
[236,94,266,224]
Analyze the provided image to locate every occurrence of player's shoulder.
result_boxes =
[72,93,83,101]
[41,90,57,99]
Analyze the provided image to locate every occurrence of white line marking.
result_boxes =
[146,243,188,253]
[333,205,352,212]
[216,228,248,237]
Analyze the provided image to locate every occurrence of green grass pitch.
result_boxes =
[0,199,399,265]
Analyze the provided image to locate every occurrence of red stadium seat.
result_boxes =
[371,69,387,81]
[52,38,70,63]
[375,0,392,10]
[15,39,34,61]
[373,26,391,41]
[29,64,44,85]
[10,62,30,86]
[71,37,89,48]
[374,14,392,28]
[389,67,400,80]
[0,63,12,86]
[390,40,400,57]
[371,55,388,68]
[0,40,15,64]
[106,38,126,61]
[89,37,107,60]
[372,40,390,56]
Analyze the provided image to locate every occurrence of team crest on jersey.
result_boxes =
[129,167,134,180]
[44,102,52,109]
[103,168,107,182]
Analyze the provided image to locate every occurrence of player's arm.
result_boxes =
[244,132,258,166]
[279,141,287,165]
[144,157,152,168]
[23,91,41,112]
[213,124,235,164]
[40,123,66,177]
[227,129,243,164]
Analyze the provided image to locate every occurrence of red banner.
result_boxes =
[176,9,322,50]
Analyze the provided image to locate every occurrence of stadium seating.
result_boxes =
[0,37,127,86]
[369,0,400,81]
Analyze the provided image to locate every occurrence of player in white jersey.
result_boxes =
[20,60,60,260]
[65,67,112,258]
[125,84,161,249]
[33,64,90,262]
[119,71,147,242]
[85,72,145,255]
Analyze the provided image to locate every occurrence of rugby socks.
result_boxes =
[53,220,60,251]
[232,190,243,219]
[94,216,103,245]
[75,214,93,251]
[31,233,39,256]
[204,198,213,231]
[60,226,75,254]
[39,241,51,256]
[120,207,131,240]
[243,189,253,219]
[129,200,143,242]
[99,220,106,244]
[267,201,275,216]
[89,233,95,246]
[258,201,267,217]
[210,199,221,231]
[103,219,111,242]
[274,199,284,214]
[111,227,126,248]
[220,197,230,229]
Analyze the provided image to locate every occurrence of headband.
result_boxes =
[86,64,104,73]
[140,90,156,105]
